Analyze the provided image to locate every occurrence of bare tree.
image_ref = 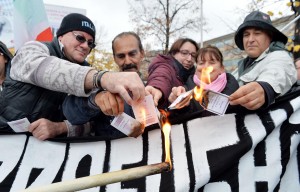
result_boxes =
[128,0,201,53]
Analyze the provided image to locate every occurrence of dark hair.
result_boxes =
[0,41,13,61]
[197,45,223,65]
[112,32,144,55]
[168,38,199,55]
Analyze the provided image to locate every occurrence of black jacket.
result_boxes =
[0,38,88,132]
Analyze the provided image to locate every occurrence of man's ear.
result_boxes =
[140,49,145,59]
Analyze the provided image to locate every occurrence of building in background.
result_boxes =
[0,1,85,49]
[0,0,14,49]
[44,4,85,36]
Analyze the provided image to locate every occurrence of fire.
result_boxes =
[202,66,213,84]
[141,108,147,126]
[159,110,172,170]
[194,66,213,103]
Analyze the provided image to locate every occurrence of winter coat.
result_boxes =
[233,41,297,96]
[0,38,90,131]
[147,54,195,109]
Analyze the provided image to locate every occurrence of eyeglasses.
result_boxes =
[179,50,197,59]
[72,32,96,49]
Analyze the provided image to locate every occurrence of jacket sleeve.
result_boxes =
[10,41,92,97]
[240,51,297,96]
[62,94,101,125]
[147,62,176,108]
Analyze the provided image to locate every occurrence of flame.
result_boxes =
[159,109,172,170]
[162,122,172,169]
[193,86,203,101]
[141,108,147,126]
[201,66,213,84]
[194,66,213,103]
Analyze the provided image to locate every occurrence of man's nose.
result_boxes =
[124,55,131,64]
[248,34,255,42]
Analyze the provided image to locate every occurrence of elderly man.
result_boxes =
[0,14,145,140]
[229,11,297,110]
[63,32,148,138]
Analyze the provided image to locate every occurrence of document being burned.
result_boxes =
[200,90,230,116]
[168,89,230,116]
[111,95,159,136]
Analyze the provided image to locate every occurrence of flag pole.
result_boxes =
[200,0,203,48]
[280,14,300,31]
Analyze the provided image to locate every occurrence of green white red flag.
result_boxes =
[13,0,53,50]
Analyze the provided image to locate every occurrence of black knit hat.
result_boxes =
[56,13,96,40]
[235,11,287,50]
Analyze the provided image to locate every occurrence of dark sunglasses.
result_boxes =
[72,32,96,49]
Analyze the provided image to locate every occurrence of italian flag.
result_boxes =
[13,0,53,50]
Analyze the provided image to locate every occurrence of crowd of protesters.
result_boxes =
[0,10,299,140]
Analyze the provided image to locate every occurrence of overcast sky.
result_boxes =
[42,0,292,50]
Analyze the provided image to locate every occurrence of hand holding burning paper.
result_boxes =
[111,95,159,137]
[168,66,230,116]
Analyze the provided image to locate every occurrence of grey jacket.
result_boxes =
[233,42,297,96]
[10,40,92,97]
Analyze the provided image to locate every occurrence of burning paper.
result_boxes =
[168,66,229,115]
[132,95,160,127]
[198,90,230,116]
[168,90,193,110]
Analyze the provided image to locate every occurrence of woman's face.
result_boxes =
[195,53,225,82]
[173,42,197,69]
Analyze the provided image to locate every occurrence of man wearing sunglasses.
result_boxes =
[0,13,145,140]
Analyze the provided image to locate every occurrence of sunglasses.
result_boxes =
[72,32,96,49]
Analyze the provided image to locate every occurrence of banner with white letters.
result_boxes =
[0,94,299,192]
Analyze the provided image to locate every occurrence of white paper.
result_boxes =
[111,113,140,136]
[206,90,230,116]
[168,90,193,109]
[132,95,159,127]
[7,118,30,133]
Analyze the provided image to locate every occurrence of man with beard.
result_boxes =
[63,32,159,138]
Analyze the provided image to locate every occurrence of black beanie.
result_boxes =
[56,13,96,40]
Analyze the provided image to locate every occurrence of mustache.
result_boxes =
[122,63,138,71]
